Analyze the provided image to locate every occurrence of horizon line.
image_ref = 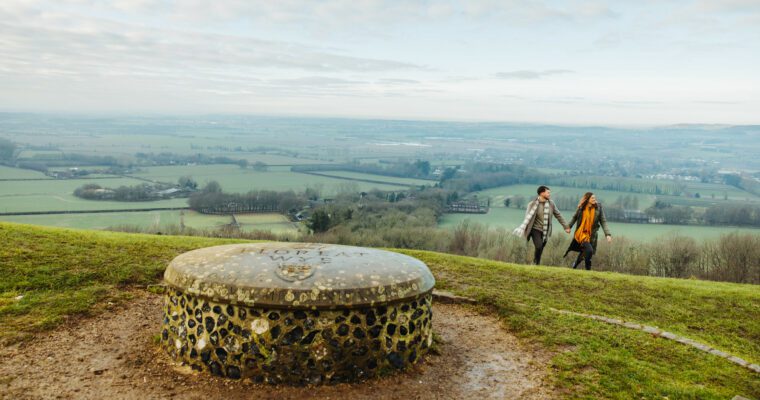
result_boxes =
[2,110,759,130]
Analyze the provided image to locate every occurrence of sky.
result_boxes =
[1,0,759,126]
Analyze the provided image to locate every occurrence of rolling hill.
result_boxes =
[0,222,757,399]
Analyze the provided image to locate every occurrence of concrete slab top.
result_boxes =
[164,243,435,309]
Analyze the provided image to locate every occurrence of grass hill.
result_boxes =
[0,222,758,399]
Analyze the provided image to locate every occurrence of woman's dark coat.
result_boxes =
[564,203,612,257]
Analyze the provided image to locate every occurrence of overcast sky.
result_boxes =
[1,0,759,125]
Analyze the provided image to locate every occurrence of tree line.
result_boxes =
[544,176,685,196]
[187,181,307,214]
[73,183,191,201]
[440,163,544,193]
[73,176,197,201]
[638,201,760,227]
[135,152,251,168]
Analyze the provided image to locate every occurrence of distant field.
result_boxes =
[0,177,187,213]
[131,164,409,194]
[47,165,115,171]
[475,184,657,210]
[653,194,759,207]
[317,170,436,186]
[182,211,299,234]
[438,207,760,242]
[15,150,63,160]
[475,183,759,211]
[3,131,349,163]
[233,213,301,233]
[0,165,50,180]
[547,176,758,202]
[671,182,758,203]
[46,165,119,178]
[230,154,336,165]
[0,210,182,230]
[0,164,413,214]
[0,211,299,234]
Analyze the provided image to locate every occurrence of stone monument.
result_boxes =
[161,242,435,384]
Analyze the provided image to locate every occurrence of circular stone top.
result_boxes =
[164,243,435,310]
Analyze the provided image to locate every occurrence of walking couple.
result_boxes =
[512,186,612,270]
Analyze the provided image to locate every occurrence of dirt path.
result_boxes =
[0,292,554,400]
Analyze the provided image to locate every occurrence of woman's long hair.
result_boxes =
[577,192,595,210]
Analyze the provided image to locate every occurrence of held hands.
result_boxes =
[564,227,571,234]
[606,235,612,243]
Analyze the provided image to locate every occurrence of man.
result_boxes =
[513,186,571,265]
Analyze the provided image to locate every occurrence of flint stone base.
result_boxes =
[162,289,433,384]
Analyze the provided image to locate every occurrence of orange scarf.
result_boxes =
[574,205,596,244]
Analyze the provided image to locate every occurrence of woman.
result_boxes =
[564,192,612,270]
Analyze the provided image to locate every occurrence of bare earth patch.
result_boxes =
[0,292,555,399]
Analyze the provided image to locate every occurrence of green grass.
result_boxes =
[0,177,191,213]
[399,250,760,399]
[131,164,409,195]
[0,165,50,180]
[654,194,759,207]
[232,154,335,165]
[4,133,342,163]
[317,170,436,186]
[679,181,758,201]
[0,164,413,213]
[1,222,758,398]
[180,211,300,234]
[15,150,64,160]
[0,222,247,343]
[232,213,301,233]
[0,211,182,230]
[438,207,760,242]
[0,211,300,234]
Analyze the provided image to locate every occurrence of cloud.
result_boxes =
[693,0,760,14]
[0,2,437,111]
[499,95,665,108]
[20,0,619,32]
[593,31,622,48]
[457,0,618,23]
[377,78,420,85]
[691,100,744,105]
[271,76,367,86]
[0,4,425,80]
[193,76,436,100]
[493,70,574,80]
[0,0,756,125]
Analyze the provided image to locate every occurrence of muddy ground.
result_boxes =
[0,292,555,399]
